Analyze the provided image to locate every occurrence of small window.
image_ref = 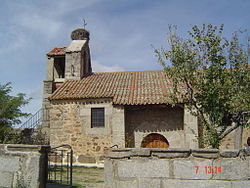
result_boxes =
[91,108,105,127]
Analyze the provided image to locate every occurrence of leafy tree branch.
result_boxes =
[155,24,250,148]
[0,82,31,143]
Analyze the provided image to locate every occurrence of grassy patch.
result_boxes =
[48,165,104,187]
[72,166,104,187]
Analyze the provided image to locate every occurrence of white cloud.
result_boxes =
[92,60,124,72]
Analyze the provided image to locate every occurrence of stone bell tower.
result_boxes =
[42,28,92,130]
[65,28,92,79]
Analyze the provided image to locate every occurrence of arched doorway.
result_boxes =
[141,133,169,148]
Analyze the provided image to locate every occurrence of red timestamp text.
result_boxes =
[194,166,222,174]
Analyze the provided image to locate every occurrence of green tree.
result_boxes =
[155,24,250,148]
[0,82,30,143]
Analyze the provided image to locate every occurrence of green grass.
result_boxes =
[73,166,104,187]
[72,183,86,188]
[48,166,104,187]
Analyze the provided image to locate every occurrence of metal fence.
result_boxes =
[46,144,73,187]
[20,108,49,129]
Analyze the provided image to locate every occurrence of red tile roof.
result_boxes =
[49,70,180,105]
[47,46,67,56]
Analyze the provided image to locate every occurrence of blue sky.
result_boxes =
[0,0,249,126]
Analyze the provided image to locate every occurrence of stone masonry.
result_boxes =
[125,105,198,149]
[105,148,250,188]
[50,99,113,165]
[49,100,199,165]
[0,144,49,188]
[220,128,250,150]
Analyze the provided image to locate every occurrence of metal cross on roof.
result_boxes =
[82,19,87,29]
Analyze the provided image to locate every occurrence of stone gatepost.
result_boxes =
[0,144,50,188]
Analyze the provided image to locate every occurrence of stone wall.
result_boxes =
[111,105,125,148]
[220,128,250,150]
[0,144,48,188]
[105,148,250,188]
[50,99,114,165]
[49,102,201,164]
[125,105,198,148]
[125,105,184,148]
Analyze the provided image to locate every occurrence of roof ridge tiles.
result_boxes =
[93,70,163,74]
[49,69,182,105]
[47,46,67,56]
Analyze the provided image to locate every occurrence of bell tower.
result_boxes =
[44,28,92,95]
[42,28,92,129]
[65,28,92,79]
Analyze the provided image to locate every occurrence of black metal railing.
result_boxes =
[19,108,49,129]
[46,144,73,186]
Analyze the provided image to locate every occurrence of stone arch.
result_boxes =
[141,133,169,148]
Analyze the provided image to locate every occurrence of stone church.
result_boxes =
[42,28,248,164]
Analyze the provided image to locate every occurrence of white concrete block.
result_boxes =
[117,159,169,178]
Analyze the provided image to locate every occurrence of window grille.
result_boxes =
[91,108,105,127]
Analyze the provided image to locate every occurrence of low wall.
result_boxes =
[104,148,250,188]
[0,144,49,188]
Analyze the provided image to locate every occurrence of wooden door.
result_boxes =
[141,133,169,148]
